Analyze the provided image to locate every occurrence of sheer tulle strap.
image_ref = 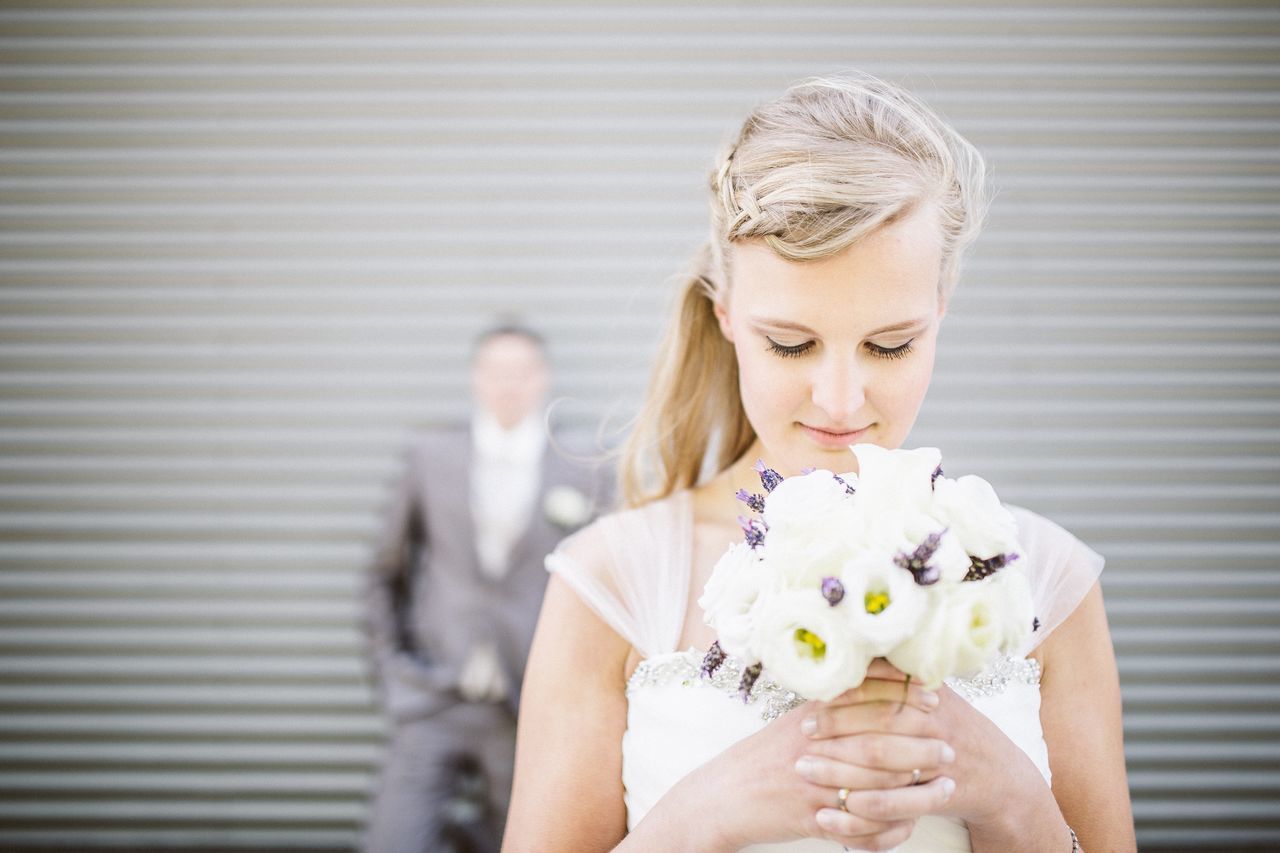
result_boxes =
[1007,504,1106,655]
[545,491,693,659]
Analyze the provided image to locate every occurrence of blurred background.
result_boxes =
[1,1,1277,850]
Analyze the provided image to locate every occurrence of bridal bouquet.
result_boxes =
[698,444,1037,701]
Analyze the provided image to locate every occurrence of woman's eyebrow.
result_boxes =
[748,315,932,336]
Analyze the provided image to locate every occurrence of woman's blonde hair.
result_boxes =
[618,72,992,507]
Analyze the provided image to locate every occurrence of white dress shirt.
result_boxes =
[469,409,547,581]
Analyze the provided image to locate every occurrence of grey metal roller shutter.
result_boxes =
[1,3,1276,850]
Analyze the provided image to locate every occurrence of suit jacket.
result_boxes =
[362,427,606,723]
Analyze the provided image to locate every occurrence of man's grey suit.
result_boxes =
[361,428,603,853]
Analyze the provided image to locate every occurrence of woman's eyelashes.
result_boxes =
[765,337,916,360]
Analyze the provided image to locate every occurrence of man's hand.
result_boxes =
[458,642,508,703]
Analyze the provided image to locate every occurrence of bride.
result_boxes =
[502,73,1137,852]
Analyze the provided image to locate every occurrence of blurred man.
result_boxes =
[361,325,605,853]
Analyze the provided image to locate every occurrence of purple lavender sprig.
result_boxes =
[735,488,766,514]
[752,459,783,493]
[964,552,1020,582]
[894,530,947,586]
[931,464,944,490]
[821,576,845,606]
[738,515,767,549]
[832,473,856,496]
[738,662,763,702]
[700,640,727,678]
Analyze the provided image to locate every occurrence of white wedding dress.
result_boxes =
[546,489,1104,852]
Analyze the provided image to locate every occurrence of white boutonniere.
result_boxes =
[543,485,592,529]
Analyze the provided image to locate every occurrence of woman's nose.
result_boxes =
[810,355,867,424]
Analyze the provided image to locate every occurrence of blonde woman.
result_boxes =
[503,74,1136,852]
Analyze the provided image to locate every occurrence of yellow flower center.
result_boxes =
[864,590,891,615]
[794,628,827,660]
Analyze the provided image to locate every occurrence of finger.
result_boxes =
[864,658,910,681]
[815,812,915,851]
[795,744,951,788]
[819,679,939,714]
[809,733,955,774]
[842,776,956,823]
[804,701,942,741]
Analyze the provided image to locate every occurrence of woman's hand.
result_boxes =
[651,662,956,852]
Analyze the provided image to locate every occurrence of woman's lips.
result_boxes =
[800,424,871,448]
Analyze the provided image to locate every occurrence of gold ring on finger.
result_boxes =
[909,768,922,786]
[836,787,851,812]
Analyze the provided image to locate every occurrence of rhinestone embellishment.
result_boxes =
[627,649,804,722]
[627,650,1041,716]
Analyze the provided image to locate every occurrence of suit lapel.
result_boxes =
[452,432,485,578]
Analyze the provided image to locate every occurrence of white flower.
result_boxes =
[930,474,1020,561]
[698,541,770,660]
[886,582,1009,688]
[543,485,592,529]
[753,588,873,701]
[848,444,941,521]
[986,567,1035,655]
[760,471,862,586]
[838,551,928,655]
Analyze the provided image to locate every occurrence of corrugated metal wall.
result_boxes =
[1,2,1276,850]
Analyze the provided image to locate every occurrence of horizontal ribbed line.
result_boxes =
[1136,829,1280,845]
[4,89,1280,109]
[4,61,1279,78]
[0,712,383,737]
[0,426,1275,443]
[0,799,366,821]
[0,542,363,559]
[1113,625,1280,643]
[0,685,372,706]
[2,6,1276,23]
[0,655,365,677]
[0,770,369,794]
[0,830,356,848]
[2,257,1273,273]
[6,199,1278,214]
[2,285,1269,302]
[2,144,1276,162]
[1132,801,1280,820]
[6,35,1278,51]
[5,171,1279,190]
[1127,741,1280,760]
[1120,655,1280,676]
[1107,571,1280,588]
[1128,770,1280,790]
[0,600,360,619]
[0,575,359,595]
[0,741,377,763]
[1109,600,1280,617]
[0,627,362,647]
[1123,711,1280,732]
[1,315,1274,331]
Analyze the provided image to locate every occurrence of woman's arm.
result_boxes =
[950,582,1136,852]
[1039,582,1137,852]
[503,573,633,851]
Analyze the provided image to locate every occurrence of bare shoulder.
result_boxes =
[505,547,632,851]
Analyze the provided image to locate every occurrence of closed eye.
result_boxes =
[766,338,814,358]
[867,340,915,360]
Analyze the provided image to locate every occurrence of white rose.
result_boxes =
[543,485,592,529]
[986,566,1035,655]
[698,541,770,660]
[930,474,1020,561]
[886,582,1008,688]
[848,444,941,522]
[837,551,927,655]
[753,588,873,701]
[760,471,863,587]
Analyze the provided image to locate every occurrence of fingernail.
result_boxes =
[795,756,816,778]
[940,743,956,763]
[940,777,956,802]
[815,809,841,831]
[801,715,818,736]
[922,690,940,709]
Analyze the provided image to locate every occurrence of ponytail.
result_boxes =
[617,243,756,507]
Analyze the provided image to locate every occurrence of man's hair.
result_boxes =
[471,323,547,359]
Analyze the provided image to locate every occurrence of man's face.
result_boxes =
[471,334,550,429]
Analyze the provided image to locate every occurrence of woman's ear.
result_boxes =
[712,298,735,343]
